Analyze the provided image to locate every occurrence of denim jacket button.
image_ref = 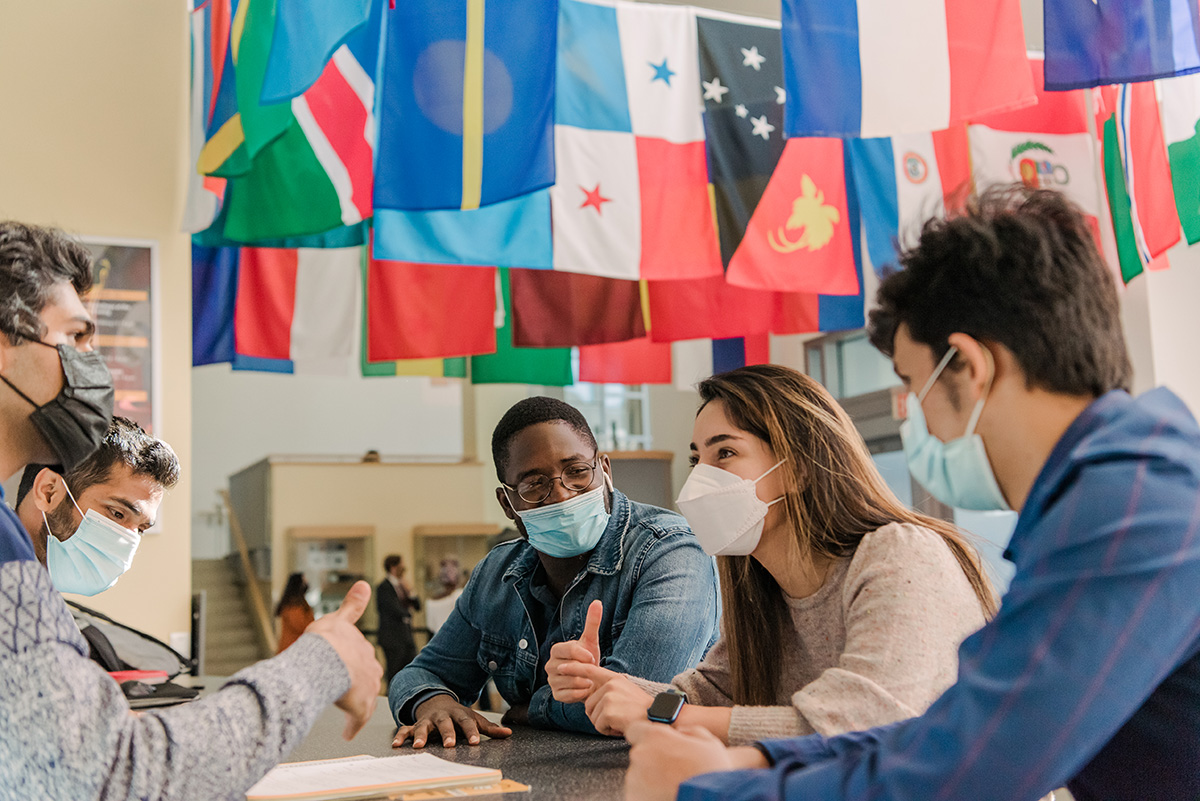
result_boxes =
[487,660,498,671]
[518,638,528,650]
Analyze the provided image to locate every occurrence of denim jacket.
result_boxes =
[388,489,720,734]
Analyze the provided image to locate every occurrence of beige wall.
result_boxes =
[0,2,193,643]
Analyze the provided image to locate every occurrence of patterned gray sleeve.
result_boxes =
[0,561,351,801]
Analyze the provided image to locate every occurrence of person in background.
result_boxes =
[275,572,315,653]
[377,554,420,684]
[388,396,720,748]
[423,557,463,636]
[549,365,993,744]
[623,187,1200,801]
[0,221,382,800]
[14,416,178,594]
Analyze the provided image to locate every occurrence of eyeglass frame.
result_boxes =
[500,455,602,505]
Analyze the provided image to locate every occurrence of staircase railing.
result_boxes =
[219,489,278,655]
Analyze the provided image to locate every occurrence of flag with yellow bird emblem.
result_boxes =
[726,137,860,295]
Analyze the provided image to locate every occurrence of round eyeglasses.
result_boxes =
[502,458,599,504]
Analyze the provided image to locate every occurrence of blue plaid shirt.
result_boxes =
[681,388,1200,801]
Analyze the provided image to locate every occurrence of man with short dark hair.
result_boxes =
[624,186,1200,801]
[0,221,382,800]
[377,553,419,684]
[15,417,178,591]
[388,396,720,747]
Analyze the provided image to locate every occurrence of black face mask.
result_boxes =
[0,341,114,471]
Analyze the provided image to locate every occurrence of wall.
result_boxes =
[191,367,466,558]
[0,2,193,643]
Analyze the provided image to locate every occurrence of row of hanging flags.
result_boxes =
[187,0,1200,386]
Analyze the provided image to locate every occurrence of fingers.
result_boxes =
[550,640,598,668]
[392,725,414,748]
[472,713,513,739]
[341,691,378,740]
[434,715,459,747]
[330,580,372,624]
[410,719,435,748]
[451,710,483,746]
[558,661,614,684]
[580,599,603,660]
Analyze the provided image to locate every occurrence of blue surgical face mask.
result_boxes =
[44,482,141,596]
[901,346,1011,512]
[510,475,612,559]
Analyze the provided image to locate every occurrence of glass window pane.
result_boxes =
[952,509,1018,595]
[838,334,898,398]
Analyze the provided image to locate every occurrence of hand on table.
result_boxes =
[571,668,653,736]
[392,694,512,748]
[307,580,383,740]
[624,721,768,801]
[547,599,620,703]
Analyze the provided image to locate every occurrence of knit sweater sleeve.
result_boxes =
[0,561,350,801]
[724,523,987,746]
[627,636,736,707]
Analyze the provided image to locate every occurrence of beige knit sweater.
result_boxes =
[630,522,988,745]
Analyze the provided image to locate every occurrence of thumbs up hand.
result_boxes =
[307,580,384,740]
[547,599,618,703]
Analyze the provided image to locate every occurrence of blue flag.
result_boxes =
[192,245,239,366]
[259,0,373,104]
[1046,0,1200,89]
[374,0,557,211]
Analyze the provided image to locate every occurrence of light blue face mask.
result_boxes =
[510,475,612,559]
[901,346,1011,512]
[44,482,141,596]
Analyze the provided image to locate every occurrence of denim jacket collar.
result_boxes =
[501,489,633,583]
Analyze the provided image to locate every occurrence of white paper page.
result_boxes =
[247,754,500,799]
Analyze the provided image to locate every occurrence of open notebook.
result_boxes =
[245,754,504,801]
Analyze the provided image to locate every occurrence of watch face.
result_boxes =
[647,692,685,722]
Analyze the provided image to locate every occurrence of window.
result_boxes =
[563,353,652,451]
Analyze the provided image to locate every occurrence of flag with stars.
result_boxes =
[550,0,721,280]
[696,10,787,266]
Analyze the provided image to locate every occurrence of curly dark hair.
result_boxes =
[16,417,180,507]
[0,221,94,344]
[867,185,1131,397]
[491,396,597,482]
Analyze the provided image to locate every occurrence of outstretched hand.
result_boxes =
[307,581,383,740]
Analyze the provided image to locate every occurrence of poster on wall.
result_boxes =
[80,238,160,436]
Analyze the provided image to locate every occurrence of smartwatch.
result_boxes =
[646,689,687,724]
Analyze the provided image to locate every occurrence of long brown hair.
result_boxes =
[697,364,997,705]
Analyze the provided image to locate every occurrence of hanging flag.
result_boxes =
[373,192,553,267]
[780,0,1033,137]
[233,247,363,375]
[509,269,645,348]
[578,337,673,385]
[696,9,785,266]
[184,4,226,233]
[969,59,1106,230]
[848,125,971,277]
[366,257,497,360]
[259,0,372,104]
[198,0,381,244]
[192,244,238,366]
[1113,83,1181,266]
[1044,0,1200,90]
[551,0,721,281]
[471,269,573,386]
[1159,74,1200,244]
[374,0,557,212]
[712,335,770,375]
[725,137,859,294]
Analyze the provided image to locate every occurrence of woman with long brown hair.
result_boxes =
[548,364,995,744]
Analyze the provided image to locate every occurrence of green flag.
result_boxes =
[1102,114,1144,284]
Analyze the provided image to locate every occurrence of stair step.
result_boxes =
[207,641,263,664]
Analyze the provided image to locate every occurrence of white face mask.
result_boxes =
[675,460,787,556]
[44,482,141,596]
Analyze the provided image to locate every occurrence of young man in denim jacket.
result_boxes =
[389,396,719,747]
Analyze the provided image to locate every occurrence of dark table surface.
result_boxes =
[285,702,630,801]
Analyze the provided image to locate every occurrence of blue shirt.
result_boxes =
[681,389,1200,801]
[388,489,720,734]
[0,485,35,564]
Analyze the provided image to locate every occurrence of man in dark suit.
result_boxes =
[377,554,419,684]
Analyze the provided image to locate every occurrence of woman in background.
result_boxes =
[274,572,314,654]
[550,364,996,745]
